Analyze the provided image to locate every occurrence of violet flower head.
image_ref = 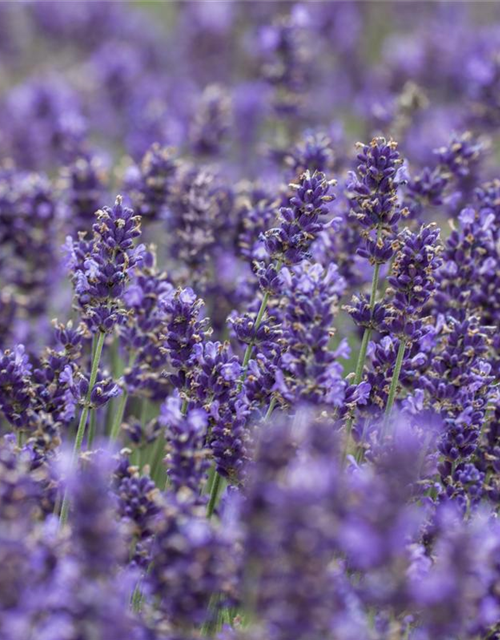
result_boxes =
[348,137,404,229]
[275,261,348,407]
[121,249,174,400]
[187,340,250,483]
[347,137,406,266]
[65,195,144,332]
[404,131,484,221]
[160,394,210,496]
[125,142,179,221]
[236,183,279,262]
[434,190,500,328]
[409,507,500,639]
[258,5,313,115]
[115,463,160,569]
[69,452,126,576]
[0,169,62,321]
[264,169,336,265]
[189,84,233,157]
[162,287,211,389]
[421,316,494,493]
[434,130,483,178]
[148,495,236,628]
[275,130,335,176]
[385,223,443,338]
[166,165,235,288]
[0,345,34,431]
[60,152,108,234]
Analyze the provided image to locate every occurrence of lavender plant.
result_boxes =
[0,3,498,639]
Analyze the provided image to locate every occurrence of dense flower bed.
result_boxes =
[0,2,499,639]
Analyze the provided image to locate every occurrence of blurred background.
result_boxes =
[1,1,500,172]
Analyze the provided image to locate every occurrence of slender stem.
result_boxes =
[131,583,143,612]
[110,391,129,442]
[207,473,224,518]
[209,262,282,517]
[343,258,382,462]
[264,396,277,420]
[87,408,97,449]
[353,328,372,386]
[140,399,149,424]
[59,331,106,528]
[369,261,381,312]
[151,432,166,482]
[207,282,272,514]
[382,337,407,434]
[239,259,282,383]
[16,430,23,448]
[352,260,382,385]
[205,464,216,495]
[87,335,98,449]
[109,353,137,442]
[240,290,270,376]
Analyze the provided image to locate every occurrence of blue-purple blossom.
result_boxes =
[264,170,336,265]
[0,5,498,640]
[65,195,144,332]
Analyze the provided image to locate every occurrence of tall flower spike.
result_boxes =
[264,169,336,265]
[275,261,348,407]
[161,287,211,391]
[347,137,405,265]
[0,345,34,432]
[384,223,443,339]
[405,132,483,221]
[160,394,210,497]
[60,152,108,233]
[382,224,443,428]
[273,130,335,176]
[124,142,179,221]
[236,183,279,262]
[69,452,126,576]
[115,460,160,569]
[421,317,494,494]
[65,195,143,333]
[148,495,236,628]
[259,5,312,115]
[121,248,175,401]
[343,138,406,457]
[189,84,233,157]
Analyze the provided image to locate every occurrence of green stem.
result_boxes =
[131,584,143,612]
[343,258,382,462]
[109,353,137,442]
[209,261,282,517]
[87,408,97,449]
[110,391,129,442]
[240,290,270,376]
[151,432,166,482]
[207,473,223,518]
[207,281,272,514]
[239,259,282,383]
[16,430,23,448]
[264,396,277,420]
[382,337,407,434]
[353,328,372,386]
[59,331,106,528]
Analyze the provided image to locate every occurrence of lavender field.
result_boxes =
[0,2,499,638]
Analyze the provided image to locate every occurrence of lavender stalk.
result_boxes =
[59,330,105,528]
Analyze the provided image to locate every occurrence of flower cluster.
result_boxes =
[264,169,336,265]
[65,196,143,333]
[0,3,498,640]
